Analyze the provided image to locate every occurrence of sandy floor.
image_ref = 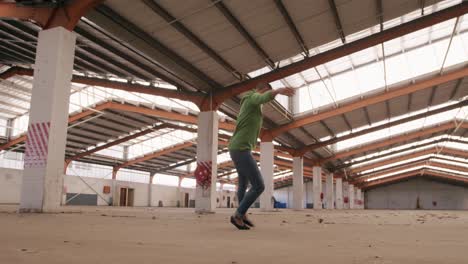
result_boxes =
[0,205,467,264]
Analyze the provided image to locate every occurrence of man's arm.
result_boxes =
[250,87,296,105]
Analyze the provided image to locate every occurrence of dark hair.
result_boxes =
[256,82,273,91]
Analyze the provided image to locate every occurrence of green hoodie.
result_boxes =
[228,90,274,151]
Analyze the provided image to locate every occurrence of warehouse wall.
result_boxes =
[0,168,236,208]
[274,181,314,208]
[365,178,468,210]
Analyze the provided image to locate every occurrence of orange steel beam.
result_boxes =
[359,168,468,189]
[65,124,169,165]
[358,169,424,189]
[204,2,468,111]
[352,158,468,184]
[320,121,468,163]
[262,67,468,141]
[351,160,430,183]
[0,101,111,151]
[334,137,467,170]
[114,141,194,171]
[1,67,205,105]
[294,100,467,156]
[106,102,236,131]
[0,100,234,151]
[0,0,104,30]
[348,147,468,174]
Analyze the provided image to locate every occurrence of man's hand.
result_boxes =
[272,87,295,97]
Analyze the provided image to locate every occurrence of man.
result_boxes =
[229,82,295,230]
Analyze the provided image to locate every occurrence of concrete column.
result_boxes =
[343,181,350,209]
[289,89,300,114]
[349,184,355,209]
[123,146,129,161]
[335,177,344,209]
[111,169,118,206]
[19,27,76,213]
[312,166,322,209]
[178,177,183,189]
[292,157,304,210]
[195,111,218,213]
[5,118,13,141]
[356,188,362,209]
[325,173,334,209]
[260,141,274,211]
[148,173,154,207]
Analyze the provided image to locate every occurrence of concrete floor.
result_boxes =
[0,205,467,264]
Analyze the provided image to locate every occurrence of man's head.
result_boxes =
[256,82,273,93]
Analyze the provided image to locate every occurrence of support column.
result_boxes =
[111,169,118,206]
[5,118,13,141]
[325,173,334,209]
[349,184,355,209]
[312,166,322,209]
[356,188,362,209]
[148,173,154,207]
[292,156,303,210]
[343,181,350,209]
[19,27,76,213]
[335,176,344,209]
[260,142,274,211]
[195,111,218,213]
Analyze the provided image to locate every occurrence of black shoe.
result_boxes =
[230,216,250,230]
[243,216,255,227]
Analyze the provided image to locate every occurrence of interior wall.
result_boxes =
[274,181,313,208]
[0,168,236,208]
[365,178,468,210]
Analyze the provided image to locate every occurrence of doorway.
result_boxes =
[184,193,189,208]
[119,188,135,206]
[227,196,231,208]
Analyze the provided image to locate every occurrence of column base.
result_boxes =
[18,208,43,214]
[195,209,216,214]
[260,208,280,212]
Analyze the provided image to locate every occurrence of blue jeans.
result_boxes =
[230,150,265,216]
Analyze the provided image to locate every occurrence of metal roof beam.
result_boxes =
[115,141,194,171]
[264,67,468,140]
[296,100,467,156]
[334,137,467,170]
[321,121,468,163]
[209,2,468,110]
[90,5,219,90]
[212,0,275,68]
[0,0,103,30]
[359,168,468,190]
[349,146,468,175]
[328,0,346,43]
[354,159,468,183]
[142,0,243,80]
[1,66,205,105]
[73,25,179,86]
[273,0,309,55]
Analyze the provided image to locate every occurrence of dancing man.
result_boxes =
[229,82,295,230]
